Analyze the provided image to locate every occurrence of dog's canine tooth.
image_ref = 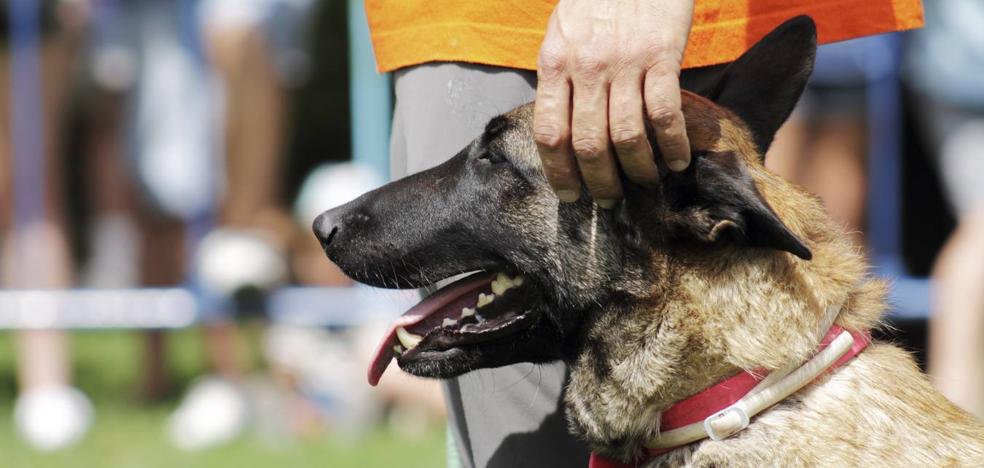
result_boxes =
[396,327,422,349]
[513,275,524,286]
[477,293,495,308]
[461,307,476,318]
[443,318,458,327]
[491,273,516,295]
[393,344,404,355]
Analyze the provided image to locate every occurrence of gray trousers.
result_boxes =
[390,63,591,468]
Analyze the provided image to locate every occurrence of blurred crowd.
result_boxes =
[0,0,982,455]
[1,0,443,452]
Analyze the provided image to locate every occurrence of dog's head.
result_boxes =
[314,17,818,389]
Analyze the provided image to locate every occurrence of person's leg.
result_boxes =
[391,63,589,468]
[925,111,984,419]
[766,87,868,248]
[2,29,75,389]
[930,209,984,418]
[204,21,291,233]
[800,117,867,246]
[764,34,887,250]
[82,88,141,287]
[0,19,91,450]
[137,214,187,396]
[167,5,300,449]
[765,115,807,183]
[195,2,295,383]
[80,88,163,399]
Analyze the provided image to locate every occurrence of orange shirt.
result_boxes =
[366,0,923,73]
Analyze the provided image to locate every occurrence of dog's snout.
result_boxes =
[313,212,339,250]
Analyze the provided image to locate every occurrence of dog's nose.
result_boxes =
[312,211,339,251]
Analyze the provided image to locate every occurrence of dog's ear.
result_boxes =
[697,16,817,156]
[664,151,812,260]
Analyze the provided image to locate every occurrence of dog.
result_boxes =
[314,16,984,467]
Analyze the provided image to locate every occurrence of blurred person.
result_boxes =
[0,0,94,451]
[766,35,900,249]
[80,0,314,448]
[170,0,318,450]
[83,0,225,410]
[363,1,922,467]
[190,0,314,395]
[907,0,984,420]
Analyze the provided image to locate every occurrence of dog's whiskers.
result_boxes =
[408,258,432,286]
[528,364,543,410]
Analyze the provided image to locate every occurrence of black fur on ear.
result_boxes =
[662,151,812,260]
[699,16,817,157]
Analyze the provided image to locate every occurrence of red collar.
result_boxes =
[588,325,871,468]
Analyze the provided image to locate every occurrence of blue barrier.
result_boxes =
[0,289,197,329]
[0,286,414,330]
[347,0,392,181]
[864,37,932,319]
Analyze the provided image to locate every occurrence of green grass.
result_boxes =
[0,403,445,468]
[0,329,445,468]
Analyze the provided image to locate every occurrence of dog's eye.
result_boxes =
[478,150,508,164]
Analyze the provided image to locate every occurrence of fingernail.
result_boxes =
[668,159,689,172]
[595,199,617,210]
[556,190,579,203]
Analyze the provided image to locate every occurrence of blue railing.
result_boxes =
[863,37,931,319]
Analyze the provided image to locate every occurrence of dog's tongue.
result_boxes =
[368,273,494,386]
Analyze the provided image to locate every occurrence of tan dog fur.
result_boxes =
[557,93,984,466]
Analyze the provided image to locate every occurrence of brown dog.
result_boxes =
[315,16,984,466]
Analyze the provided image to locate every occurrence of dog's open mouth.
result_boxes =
[368,271,540,385]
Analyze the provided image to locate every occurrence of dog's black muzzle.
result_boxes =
[311,153,510,290]
[312,210,338,252]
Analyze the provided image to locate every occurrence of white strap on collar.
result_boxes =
[645,327,855,450]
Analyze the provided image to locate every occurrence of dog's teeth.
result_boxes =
[491,273,514,295]
[396,327,422,350]
[393,344,404,355]
[475,313,484,322]
[477,293,495,308]
[443,318,458,327]
[460,307,476,318]
[490,273,524,295]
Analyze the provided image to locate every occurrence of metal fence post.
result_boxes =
[347,0,392,181]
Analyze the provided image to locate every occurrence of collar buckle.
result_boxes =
[703,404,750,441]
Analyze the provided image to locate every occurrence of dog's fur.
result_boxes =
[316,17,984,466]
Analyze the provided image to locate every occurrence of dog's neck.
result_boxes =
[563,170,886,461]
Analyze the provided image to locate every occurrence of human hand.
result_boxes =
[534,0,694,207]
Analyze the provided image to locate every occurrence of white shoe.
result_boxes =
[14,385,94,451]
[167,376,250,450]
